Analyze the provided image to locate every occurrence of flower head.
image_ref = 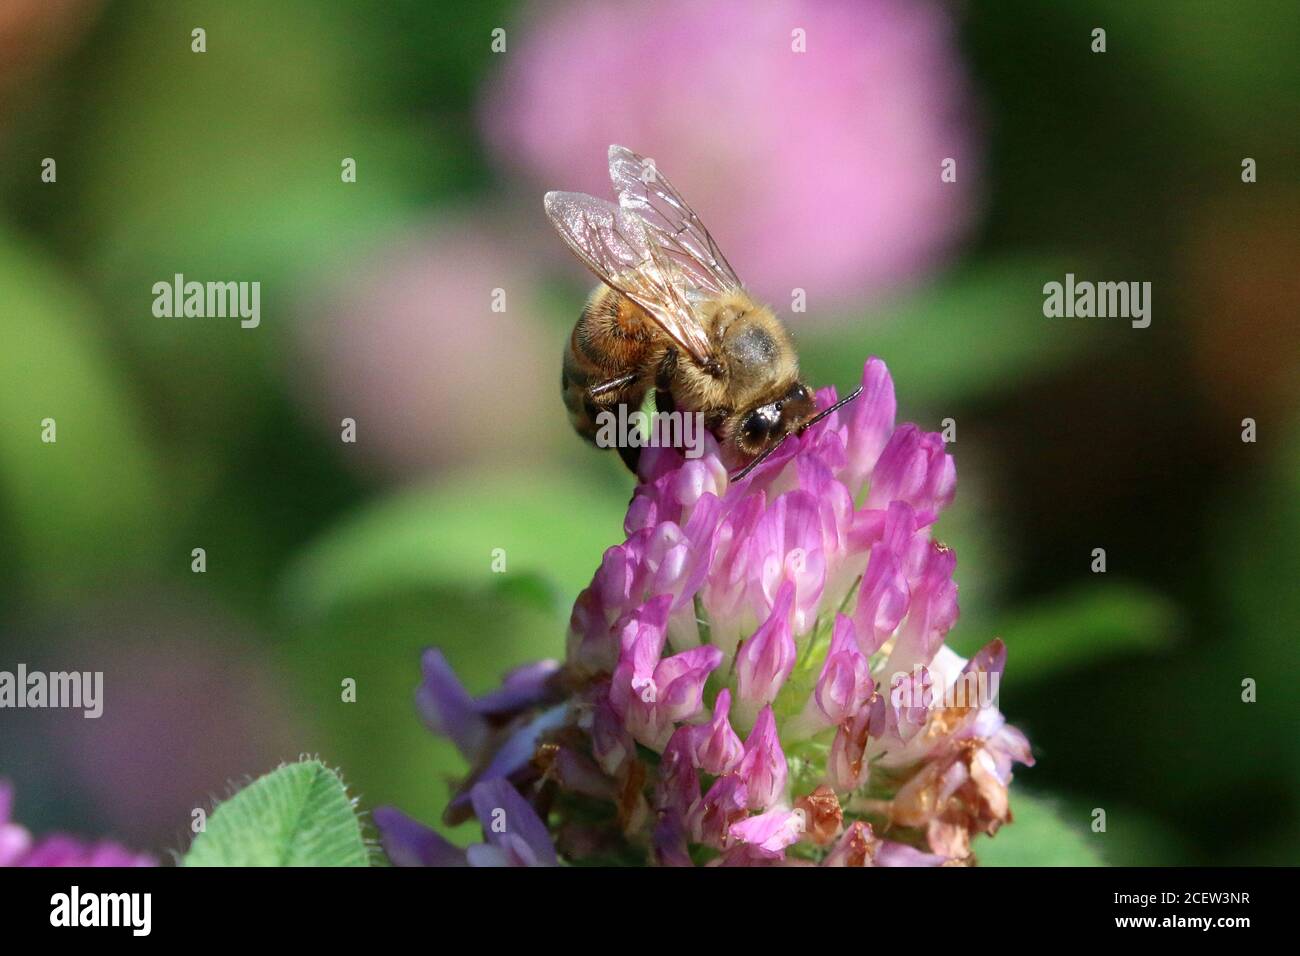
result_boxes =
[0,780,153,867]
[382,358,1032,866]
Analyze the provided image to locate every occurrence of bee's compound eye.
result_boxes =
[741,403,782,443]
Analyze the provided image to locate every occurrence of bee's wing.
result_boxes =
[544,189,716,366]
[607,145,743,298]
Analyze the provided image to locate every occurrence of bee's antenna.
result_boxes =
[802,385,864,431]
[727,385,865,484]
[729,434,790,483]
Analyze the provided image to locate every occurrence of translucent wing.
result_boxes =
[607,145,743,298]
[544,189,716,366]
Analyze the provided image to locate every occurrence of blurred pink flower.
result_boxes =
[293,219,561,478]
[1,780,153,867]
[42,597,306,852]
[482,0,980,316]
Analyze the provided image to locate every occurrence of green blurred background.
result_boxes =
[0,0,1296,865]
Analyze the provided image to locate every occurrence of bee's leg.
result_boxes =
[588,371,640,403]
[654,348,678,416]
[585,372,647,477]
[616,440,642,475]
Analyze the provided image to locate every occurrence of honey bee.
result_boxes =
[546,145,861,479]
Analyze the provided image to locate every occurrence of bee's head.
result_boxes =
[734,382,816,458]
[728,382,866,482]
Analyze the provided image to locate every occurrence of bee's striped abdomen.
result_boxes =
[561,287,658,446]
